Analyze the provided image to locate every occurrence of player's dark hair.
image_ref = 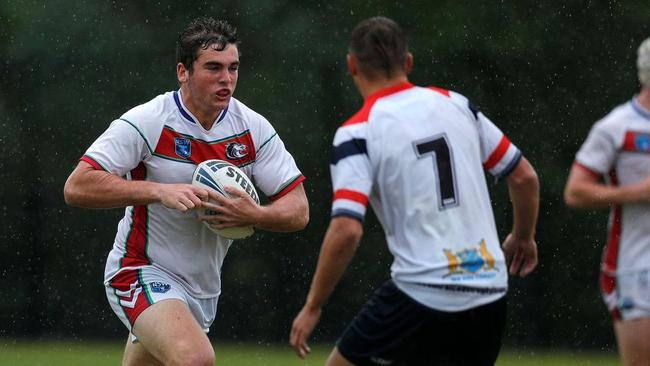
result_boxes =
[177,17,239,72]
[349,17,409,80]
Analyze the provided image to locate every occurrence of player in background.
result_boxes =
[64,18,308,366]
[564,37,650,366]
[290,16,539,366]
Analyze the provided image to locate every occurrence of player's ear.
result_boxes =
[405,52,413,75]
[177,62,189,83]
[347,54,358,76]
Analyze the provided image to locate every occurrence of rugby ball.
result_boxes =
[192,159,260,239]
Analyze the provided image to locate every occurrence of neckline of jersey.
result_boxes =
[173,90,229,128]
[364,81,415,106]
[631,96,650,120]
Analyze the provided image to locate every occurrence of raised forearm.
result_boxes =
[255,184,309,232]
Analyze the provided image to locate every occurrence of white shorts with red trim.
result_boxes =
[105,266,218,338]
[602,269,650,321]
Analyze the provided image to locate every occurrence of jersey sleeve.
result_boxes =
[251,118,305,201]
[330,123,372,222]
[476,111,522,178]
[81,118,154,176]
[574,122,617,175]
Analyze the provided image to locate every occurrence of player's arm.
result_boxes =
[502,157,539,277]
[290,216,363,358]
[564,163,650,208]
[201,182,309,232]
[64,160,208,211]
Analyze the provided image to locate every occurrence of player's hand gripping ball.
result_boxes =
[192,159,260,239]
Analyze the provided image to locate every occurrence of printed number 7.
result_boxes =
[414,134,458,210]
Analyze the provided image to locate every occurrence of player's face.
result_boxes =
[180,43,239,117]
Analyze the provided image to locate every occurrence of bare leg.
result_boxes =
[123,299,215,366]
[614,316,650,366]
[325,347,356,366]
[122,335,163,366]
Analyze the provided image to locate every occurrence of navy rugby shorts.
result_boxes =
[336,280,507,366]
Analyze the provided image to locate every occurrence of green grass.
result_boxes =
[0,341,619,366]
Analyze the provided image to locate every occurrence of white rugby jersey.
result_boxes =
[574,98,650,295]
[82,90,305,298]
[331,82,522,311]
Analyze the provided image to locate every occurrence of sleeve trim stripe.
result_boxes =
[573,161,601,179]
[269,174,305,201]
[483,136,511,170]
[80,155,108,171]
[332,209,365,223]
[118,118,153,154]
[496,151,522,178]
[333,189,369,206]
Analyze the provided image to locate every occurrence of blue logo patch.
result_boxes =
[175,137,192,159]
[635,134,650,152]
[149,282,171,294]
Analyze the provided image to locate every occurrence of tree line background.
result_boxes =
[1,0,649,351]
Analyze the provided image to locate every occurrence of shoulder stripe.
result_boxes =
[258,133,278,153]
[118,118,153,154]
[342,81,415,126]
[427,86,450,97]
[331,138,367,165]
[333,189,368,206]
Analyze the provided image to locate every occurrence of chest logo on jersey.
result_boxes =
[174,137,192,159]
[443,239,497,278]
[623,131,650,153]
[225,142,248,160]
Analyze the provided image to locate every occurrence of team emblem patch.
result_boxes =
[443,239,497,277]
[149,282,171,293]
[174,137,192,159]
[634,133,650,152]
[225,142,248,160]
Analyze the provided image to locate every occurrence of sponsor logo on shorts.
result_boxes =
[175,137,192,158]
[619,297,635,310]
[149,282,171,294]
[443,239,497,279]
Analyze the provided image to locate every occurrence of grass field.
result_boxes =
[0,340,619,365]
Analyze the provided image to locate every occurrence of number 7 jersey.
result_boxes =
[330,82,522,311]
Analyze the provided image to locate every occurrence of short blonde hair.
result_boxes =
[638,37,650,88]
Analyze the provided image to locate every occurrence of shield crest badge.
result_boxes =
[174,137,192,159]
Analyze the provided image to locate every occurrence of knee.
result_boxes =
[169,344,215,366]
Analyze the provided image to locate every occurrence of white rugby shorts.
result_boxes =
[105,265,218,339]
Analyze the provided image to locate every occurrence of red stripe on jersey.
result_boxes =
[343,82,415,126]
[600,170,621,295]
[269,175,306,201]
[428,86,451,97]
[483,136,511,170]
[80,155,105,171]
[333,189,369,206]
[154,127,256,166]
[109,269,152,326]
[573,161,600,179]
[121,162,150,268]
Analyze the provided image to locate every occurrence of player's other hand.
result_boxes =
[502,233,538,277]
[198,187,261,228]
[158,184,208,212]
[290,305,321,359]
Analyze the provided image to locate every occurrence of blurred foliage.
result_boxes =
[1,0,649,350]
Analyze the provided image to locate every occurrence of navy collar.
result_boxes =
[173,90,229,126]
